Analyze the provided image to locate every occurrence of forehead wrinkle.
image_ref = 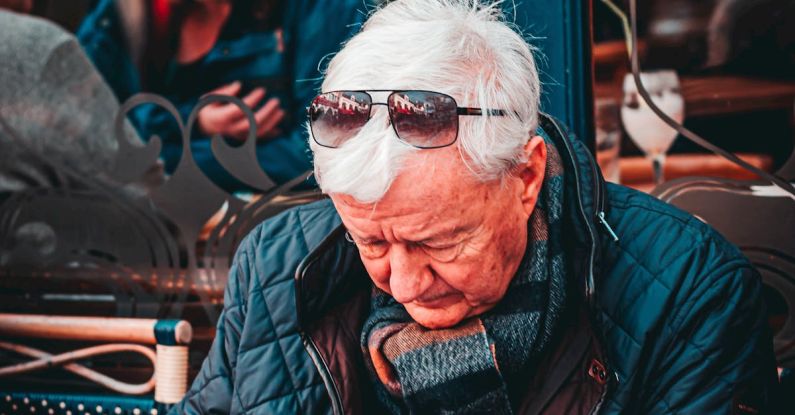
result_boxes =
[367,200,380,221]
[386,211,460,243]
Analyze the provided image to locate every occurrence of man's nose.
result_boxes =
[388,244,432,304]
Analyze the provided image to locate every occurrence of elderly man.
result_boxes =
[173,1,776,413]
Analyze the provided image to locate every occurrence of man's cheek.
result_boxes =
[433,264,484,294]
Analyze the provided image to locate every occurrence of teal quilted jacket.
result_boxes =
[171,114,777,414]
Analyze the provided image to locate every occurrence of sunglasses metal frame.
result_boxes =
[308,89,507,149]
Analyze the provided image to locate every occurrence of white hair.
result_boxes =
[308,0,541,203]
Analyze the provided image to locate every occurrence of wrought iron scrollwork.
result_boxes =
[0,93,318,326]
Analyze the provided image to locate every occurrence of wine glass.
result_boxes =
[621,70,685,185]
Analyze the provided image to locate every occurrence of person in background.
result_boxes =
[78,0,367,190]
[0,6,160,194]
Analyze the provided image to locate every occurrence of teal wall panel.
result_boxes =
[506,0,594,150]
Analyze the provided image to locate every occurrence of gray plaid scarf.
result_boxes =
[361,138,568,414]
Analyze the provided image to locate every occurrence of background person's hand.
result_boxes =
[197,81,286,141]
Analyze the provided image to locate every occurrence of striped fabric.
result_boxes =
[361,137,568,414]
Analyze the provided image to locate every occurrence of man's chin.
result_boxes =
[404,303,470,329]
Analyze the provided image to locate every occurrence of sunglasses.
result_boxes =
[308,90,507,149]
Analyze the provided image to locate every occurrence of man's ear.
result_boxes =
[518,135,547,216]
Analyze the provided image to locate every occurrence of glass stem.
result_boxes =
[651,153,666,185]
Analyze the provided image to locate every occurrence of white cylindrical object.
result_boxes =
[154,345,188,404]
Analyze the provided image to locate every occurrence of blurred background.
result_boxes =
[593,0,795,191]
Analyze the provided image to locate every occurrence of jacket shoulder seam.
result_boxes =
[668,258,753,335]
[295,203,314,257]
[610,198,706,244]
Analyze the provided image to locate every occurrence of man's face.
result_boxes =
[331,140,546,329]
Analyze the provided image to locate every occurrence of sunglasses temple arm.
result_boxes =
[457,107,509,116]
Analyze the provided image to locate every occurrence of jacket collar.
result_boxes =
[537,112,610,309]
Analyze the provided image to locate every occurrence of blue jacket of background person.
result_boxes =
[77,0,367,190]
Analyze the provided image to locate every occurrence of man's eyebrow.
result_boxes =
[358,237,385,244]
[415,226,473,244]
[348,231,384,244]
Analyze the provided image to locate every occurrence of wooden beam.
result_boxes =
[0,314,191,345]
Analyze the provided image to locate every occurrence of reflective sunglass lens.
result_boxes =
[309,91,371,147]
[388,91,458,148]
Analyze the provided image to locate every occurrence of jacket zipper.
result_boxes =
[597,212,618,242]
[543,115,600,306]
[542,115,613,414]
[591,159,618,243]
[295,229,347,415]
[585,147,614,415]
[301,329,343,415]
